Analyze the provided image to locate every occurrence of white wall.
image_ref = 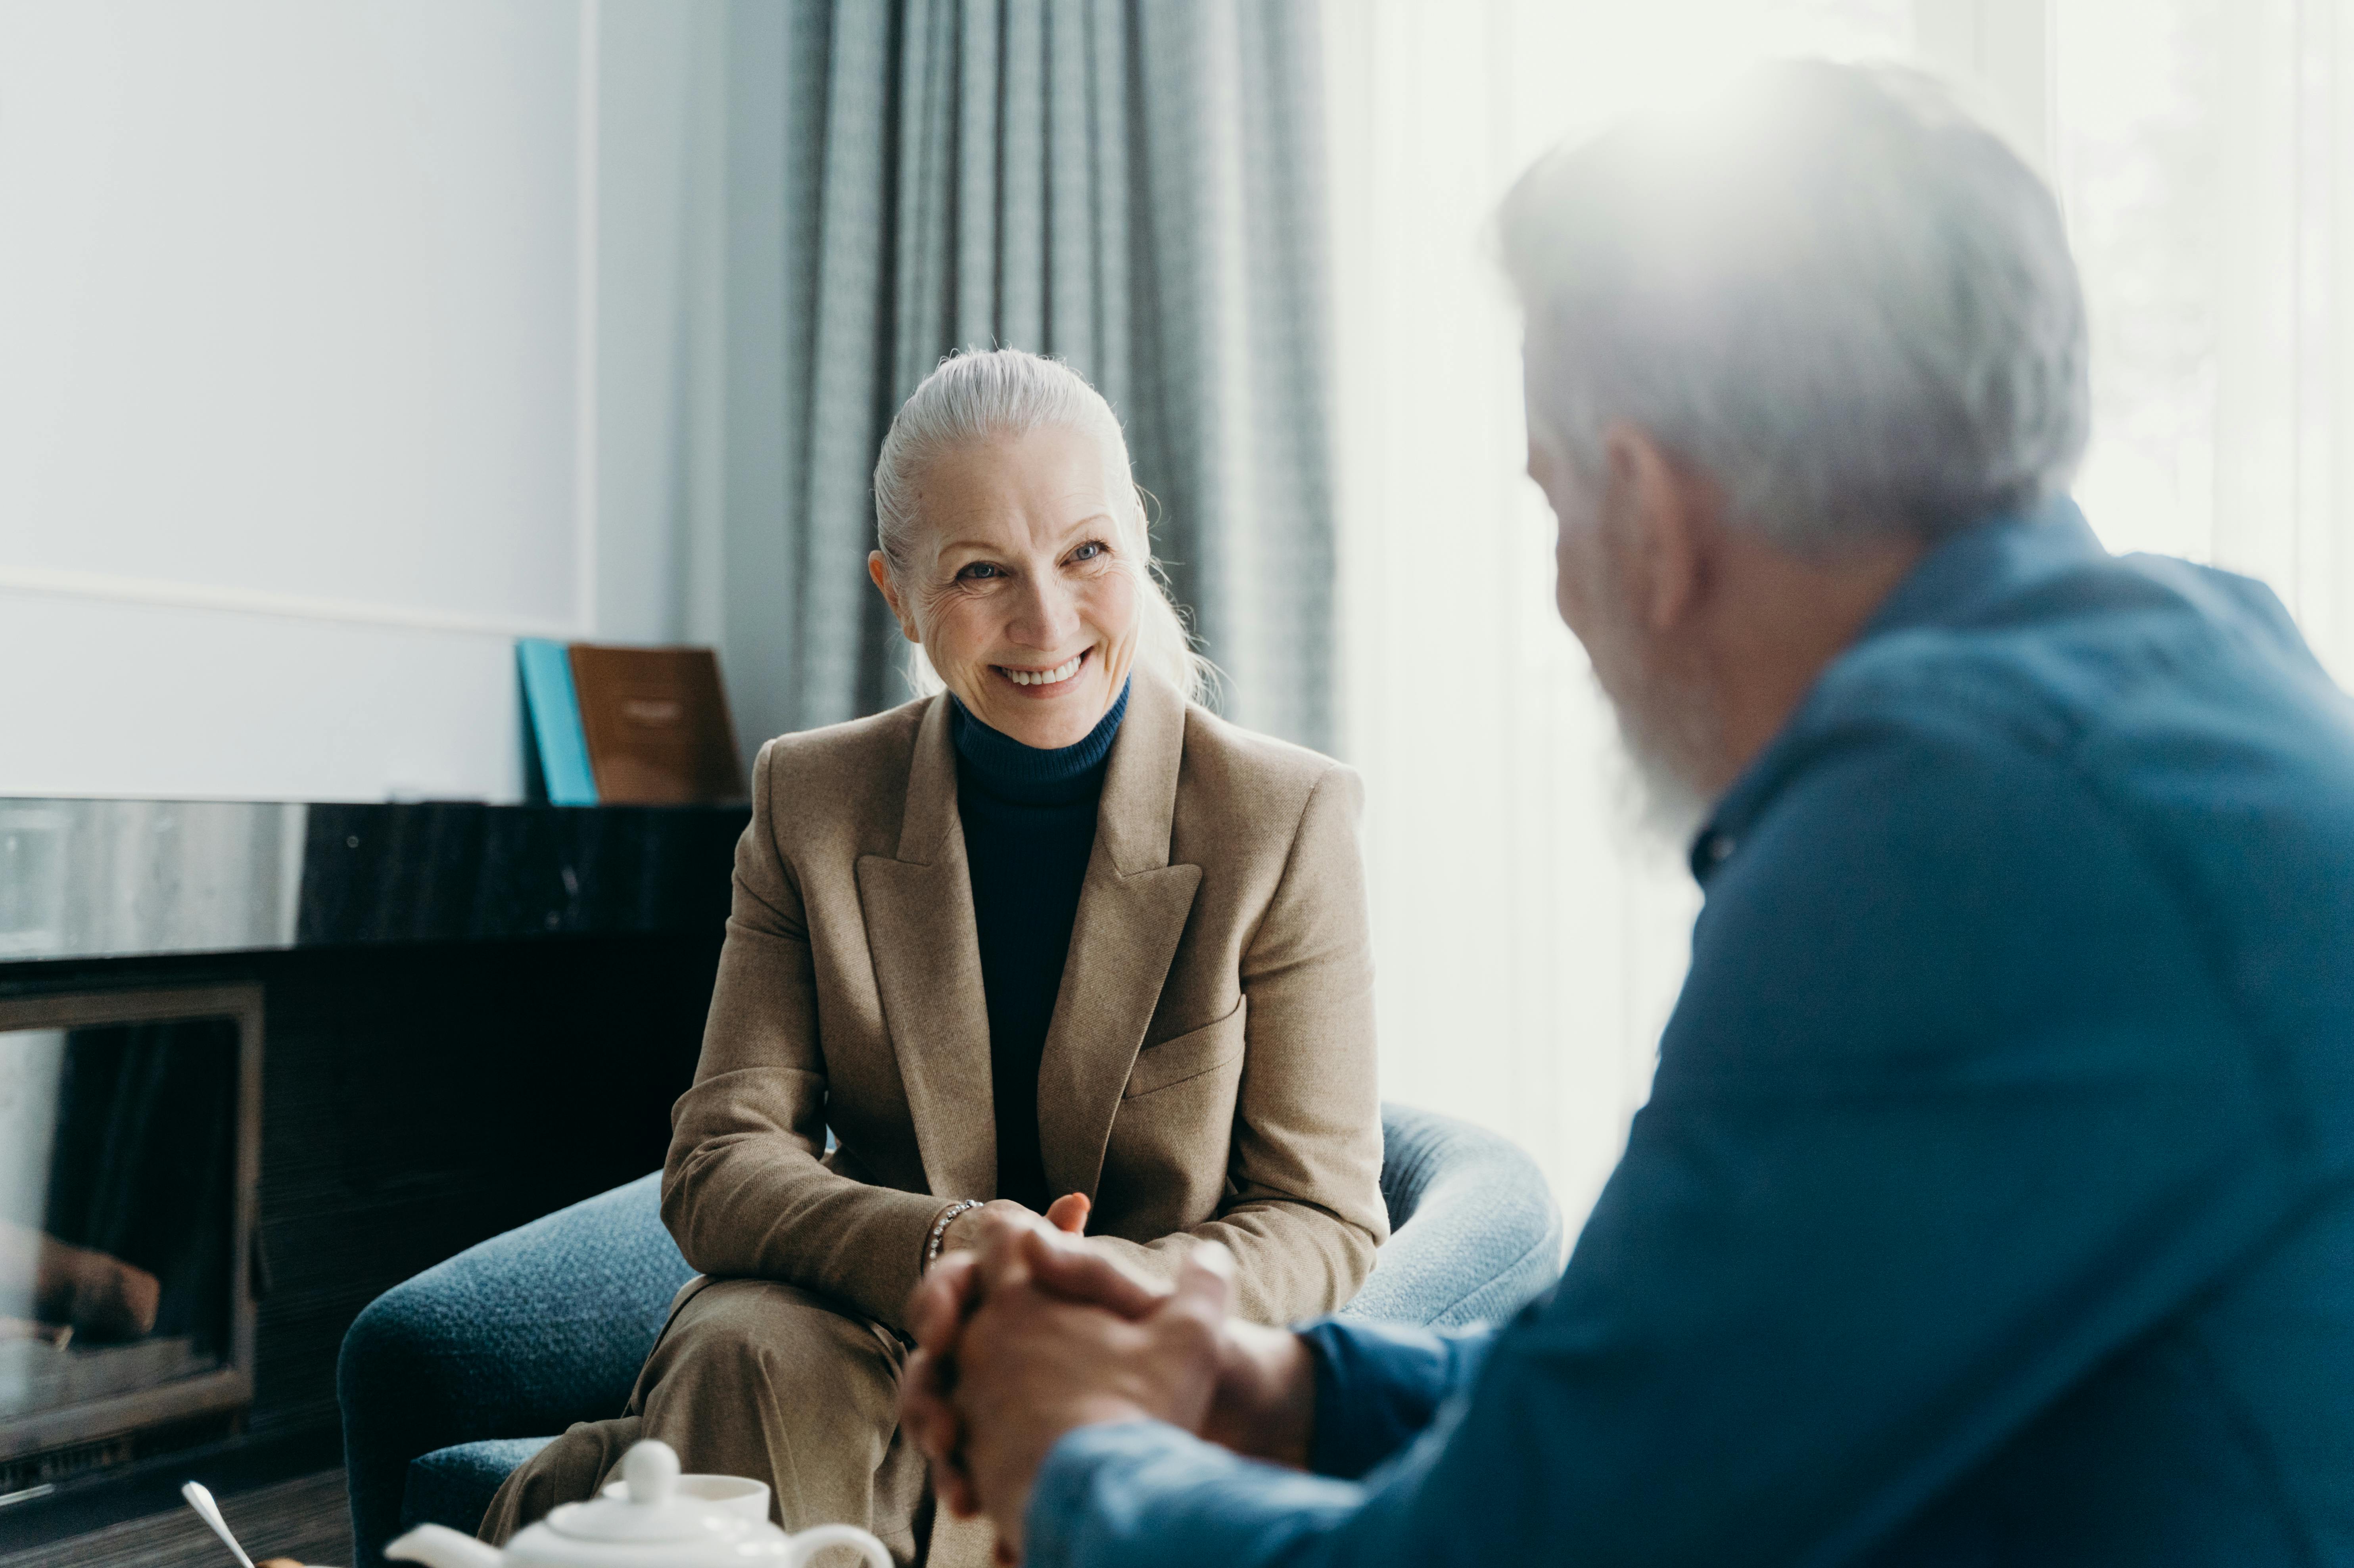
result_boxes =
[0,0,727,801]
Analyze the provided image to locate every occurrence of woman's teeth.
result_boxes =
[1004,655,1083,687]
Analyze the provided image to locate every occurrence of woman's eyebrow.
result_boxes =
[933,515,1115,557]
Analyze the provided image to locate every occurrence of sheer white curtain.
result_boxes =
[1323,0,2354,1234]
[1320,0,1919,1230]
[2058,0,2354,678]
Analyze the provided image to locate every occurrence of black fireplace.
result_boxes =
[0,986,261,1498]
[0,796,744,1554]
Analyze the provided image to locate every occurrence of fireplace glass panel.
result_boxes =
[0,1010,244,1430]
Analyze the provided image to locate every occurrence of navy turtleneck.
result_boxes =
[951,678,1131,1210]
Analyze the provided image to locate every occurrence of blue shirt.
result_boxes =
[953,681,1130,1210]
[1024,502,2354,1565]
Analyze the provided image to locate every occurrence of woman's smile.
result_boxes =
[997,648,1090,693]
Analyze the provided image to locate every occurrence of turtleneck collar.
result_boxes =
[950,678,1132,807]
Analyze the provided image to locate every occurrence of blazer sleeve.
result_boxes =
[1084,766,1390,1324]
[660,739,946,1331]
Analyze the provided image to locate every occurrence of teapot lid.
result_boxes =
[535,1440,744,1548]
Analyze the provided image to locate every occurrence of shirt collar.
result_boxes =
[1687,496,2107,881]
[1857,495,2108,642]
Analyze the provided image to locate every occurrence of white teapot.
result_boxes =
[385,1439,892,1568]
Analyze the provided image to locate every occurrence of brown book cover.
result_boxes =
[567,644,747,804]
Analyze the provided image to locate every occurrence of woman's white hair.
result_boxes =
[872,348,1211,704]
[1498,60,2089,553]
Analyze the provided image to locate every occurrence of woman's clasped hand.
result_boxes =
[900,1209,1320,1560]
[935,1191,1092,1264]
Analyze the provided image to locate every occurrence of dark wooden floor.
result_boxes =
[0,1470,349,1568]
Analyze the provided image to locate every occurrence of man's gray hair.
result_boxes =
[873,348,1209,703]
[1498,60,2089,552]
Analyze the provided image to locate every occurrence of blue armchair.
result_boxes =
[339,1103,1562,1567]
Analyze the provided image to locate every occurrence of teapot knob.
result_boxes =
[621,1439,680,1507]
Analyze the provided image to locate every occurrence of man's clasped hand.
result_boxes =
[903,1205,1300,1563]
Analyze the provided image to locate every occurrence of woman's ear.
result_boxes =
[868,552,923,643]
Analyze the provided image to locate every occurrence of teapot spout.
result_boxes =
[385,1522,505,1568]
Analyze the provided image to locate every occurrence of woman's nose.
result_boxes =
[1007,574,1080,646]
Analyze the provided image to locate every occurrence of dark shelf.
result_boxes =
[0,798,749,965]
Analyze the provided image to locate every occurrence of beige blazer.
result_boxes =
[661,670,1388,1334]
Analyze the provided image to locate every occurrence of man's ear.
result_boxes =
[1600,424,1717,633]
[867,552,923,644]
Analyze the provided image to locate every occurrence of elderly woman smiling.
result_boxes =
[478,349,1387,1566]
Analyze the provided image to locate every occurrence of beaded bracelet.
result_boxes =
[924,1199,984,1272]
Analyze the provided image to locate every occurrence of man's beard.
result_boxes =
[1602,677,1713,848]
[1581,598,1720,849]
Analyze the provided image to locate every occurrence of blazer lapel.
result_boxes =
[854,695,998,1201]
[1036,672,1203,1202]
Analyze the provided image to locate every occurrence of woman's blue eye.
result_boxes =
[1072,541,1105,562]
[959,562,1001,580]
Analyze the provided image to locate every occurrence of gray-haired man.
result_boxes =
[902,61,2354,1566]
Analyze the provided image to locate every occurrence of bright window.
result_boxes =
[1323,0,1915,1228]
[1327,0,2354,1233]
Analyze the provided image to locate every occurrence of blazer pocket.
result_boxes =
[1123,998,1248,1100]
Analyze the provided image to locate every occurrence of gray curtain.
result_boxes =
[720,0,1336,752]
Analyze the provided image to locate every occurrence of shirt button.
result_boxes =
[1707,834,1736,863]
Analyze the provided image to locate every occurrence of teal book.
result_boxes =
[517,639,599,805]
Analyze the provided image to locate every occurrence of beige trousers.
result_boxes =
[477,1278,994,1568]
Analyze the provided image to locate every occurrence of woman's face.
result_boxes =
[869,424,1141,750]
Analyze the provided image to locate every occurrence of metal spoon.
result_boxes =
[181,1480,257,1568]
